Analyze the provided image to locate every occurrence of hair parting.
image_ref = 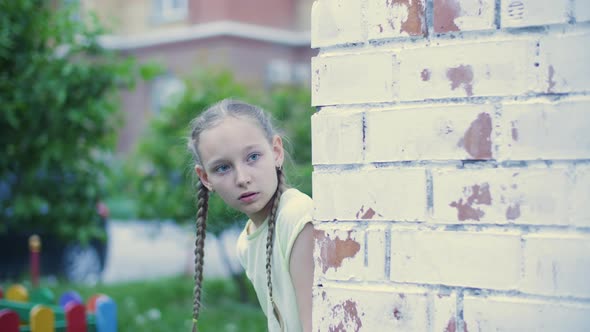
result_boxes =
[191,181,209,332]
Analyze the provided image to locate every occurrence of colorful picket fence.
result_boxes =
[0,284,117,332]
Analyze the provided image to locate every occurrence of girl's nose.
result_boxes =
[234,165,251,186]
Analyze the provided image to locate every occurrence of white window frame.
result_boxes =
[152,0,188,23]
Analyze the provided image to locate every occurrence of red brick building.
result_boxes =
[79,0,315,152]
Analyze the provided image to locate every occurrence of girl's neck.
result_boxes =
[248,195,275,230]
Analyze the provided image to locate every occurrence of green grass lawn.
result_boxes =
[2,275,266,331]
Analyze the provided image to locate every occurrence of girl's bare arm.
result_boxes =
[290,222,314,332]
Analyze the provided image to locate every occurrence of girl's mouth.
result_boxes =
[239,192,258,203]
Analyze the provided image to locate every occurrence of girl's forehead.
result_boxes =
[204,115,267,138]
[197,116,271,158]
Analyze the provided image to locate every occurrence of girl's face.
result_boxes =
[195,116,284,225]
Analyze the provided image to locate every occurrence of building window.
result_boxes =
[152,0,188,23]
[152,74,186,113]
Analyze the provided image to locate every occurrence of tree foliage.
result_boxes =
[126,70,314,235]
[0,0,137,241]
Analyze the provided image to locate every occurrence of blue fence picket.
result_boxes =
[95,296,117,332]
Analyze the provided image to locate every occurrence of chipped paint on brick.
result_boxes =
[329,300,363,332]
[396,0,425,35]
[446,64,474,96]
[356,205,382,219]
[421,68,431,81]
[547,65,556,93]
[511,121,519,141]
[434,0,461,32]
[445,317,457,332]
[506,203,521,220]
[449,183,492,221]
[458,113,492,159]
[444,317,470,332]
[374,0,425,37]
[315,230,361,273]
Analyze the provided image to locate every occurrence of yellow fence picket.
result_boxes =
[30,304,55,332]
[6,284,28,302]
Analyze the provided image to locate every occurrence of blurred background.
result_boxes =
[1,0,316,330]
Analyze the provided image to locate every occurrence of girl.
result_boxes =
[187,99,314,332]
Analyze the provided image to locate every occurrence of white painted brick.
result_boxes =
[365,104,495,162]
[398,39,541,101]
[464,295,590,331]
[575,0,590,22]
[311,0,364,48]
[433,0,496,33]
[314,224,387,281]
[522,233,590,298]
[312,53,398,106]
[431,168,580,226]
[312,108,364,165]
[571,165,590,224]
[499,98,590,161]
[313,168,427,221]
[313,285,457,331]
[539,33,590,93]
[501,0,570,28]
[390,229,521,289]
[367,0,426,40]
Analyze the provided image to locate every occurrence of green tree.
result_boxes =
[0,0,137,242]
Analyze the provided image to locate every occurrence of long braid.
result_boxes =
[266,168,286,331]
[192,181,209,332]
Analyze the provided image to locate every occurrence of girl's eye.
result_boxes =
[247,153,261,162]
[214,164,230,174]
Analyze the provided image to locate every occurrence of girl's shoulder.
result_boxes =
[278,188,313,224]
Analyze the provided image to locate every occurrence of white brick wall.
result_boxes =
[314,285,458,331]
[311,53,397,106]
[539,33,590,93]
[499,98,590,161]
[522,233,590,298]
[312,107,364,164]
[464,296,590,331]
[311,0,590,330]
[431,167,572,225]
[398,39,541,101]
[311,0,364,48]
[313,167,427,222]
[390,228,521,289]
[501,0,570,28]
[365,103,496,162]
[576,0,590,22]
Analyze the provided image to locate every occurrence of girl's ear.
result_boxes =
[195,165,213,191]
[272,135,284,168]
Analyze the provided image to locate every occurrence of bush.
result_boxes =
[0,0,138,241]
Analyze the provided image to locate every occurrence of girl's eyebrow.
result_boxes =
[242,144,263,152]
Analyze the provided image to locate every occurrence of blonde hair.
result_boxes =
[187,99,286,331]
